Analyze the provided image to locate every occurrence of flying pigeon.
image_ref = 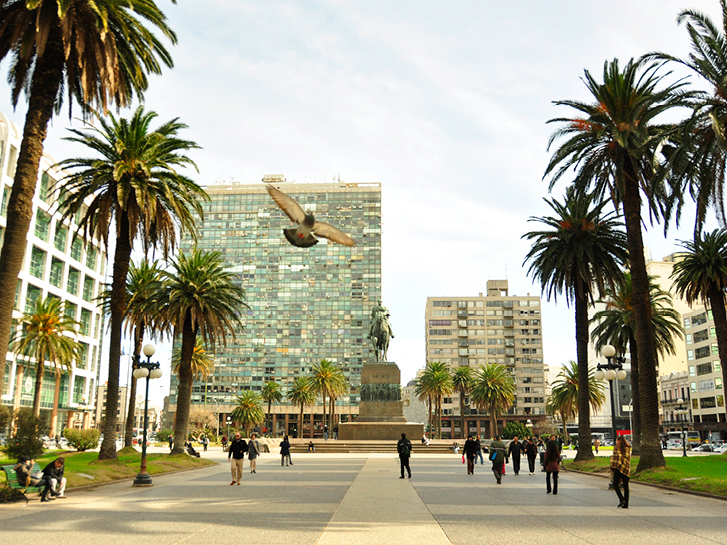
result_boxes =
[266,185,357,248]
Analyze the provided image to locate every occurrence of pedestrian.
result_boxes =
[201,434,208,452]
[544,437,561,494]
[474,436,484,465]
[221,435,228,450]
[228,432,248,485]
[489,435,507,484]
[594,438,600,455]
[42,457,67,498]
[168,435,174,451]
[508,436,525,475]
[463,435,478,475]
[397,432,412,479]
[15,457,56,502]
[525,437,538,475]
[324,424,329,440]
[333,424,339,440]
[610,436,631,509]
[248,433,260,473]
[308,441,316,452]
[280,435,293,466]
[538,438,546,471]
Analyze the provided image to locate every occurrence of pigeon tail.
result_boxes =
[284,229,318,248]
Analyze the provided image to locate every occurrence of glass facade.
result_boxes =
[173,181,382,412]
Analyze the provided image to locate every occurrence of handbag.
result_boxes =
[462,454,465,464]
[489,451,497,461]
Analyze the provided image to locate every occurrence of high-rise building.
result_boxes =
[0,112,105,432]
[169,178,382,437]
[424,280,547,438]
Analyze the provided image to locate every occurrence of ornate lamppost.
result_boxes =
[132,344,162,487]
[676,398,689,458]
[595,344,627,445]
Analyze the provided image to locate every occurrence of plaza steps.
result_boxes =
[285,439,458,454]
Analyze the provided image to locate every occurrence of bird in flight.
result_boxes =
[266,185,357,248]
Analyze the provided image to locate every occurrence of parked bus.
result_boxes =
[665,430,701,448]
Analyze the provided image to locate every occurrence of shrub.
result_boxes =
[3,408,47,460]
[156,429,173,443]
[0,405,11,433]
[501,421,531,440]
[63,428,101,451]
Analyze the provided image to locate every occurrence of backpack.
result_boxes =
[400,441,411,457]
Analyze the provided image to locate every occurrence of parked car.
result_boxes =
[692,443,714,452]
[713,444,727,454]
[666,439,683,450]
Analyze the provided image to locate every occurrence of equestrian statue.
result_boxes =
[368,299,394,362]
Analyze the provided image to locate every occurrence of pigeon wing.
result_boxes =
[267,186,306,224]
[312,221,357,247]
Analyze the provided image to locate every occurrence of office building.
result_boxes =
[168,178,382,437]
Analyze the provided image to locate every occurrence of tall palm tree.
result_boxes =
[0,0,176,392]
[546,393,574,435]
[121,259,164,448]
[671,229,727,420]
[10,297,80,434]
[230,391,265,438]
[171,337,216,380]
[549,361,605,438]
[327,374,349,433]
[452,366,474,439]
[415,362,453,439]
[287,376,316,439]
[544,58,692,470]
[261,381,283,436]
[591,273,683,453]
[309,359,347,436]
[523,186,628,461]
[413,374,434,438]
[469,363,515,439]
[157,248,247,455]
[58,107,206,460]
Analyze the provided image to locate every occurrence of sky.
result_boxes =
[1,1,723,404]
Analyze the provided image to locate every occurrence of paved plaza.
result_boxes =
[1,450,726,544]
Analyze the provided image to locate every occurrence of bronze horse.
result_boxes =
[369,308,392,362]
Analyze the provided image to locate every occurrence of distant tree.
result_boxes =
[230,391,265,438]
[287,377,316,439]
[501,421,530,440]
[469,363,516,438]
[309,360,347,434]
[452,366,474,439]
[261,381,283,436]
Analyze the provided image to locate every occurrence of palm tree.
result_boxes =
[327,374,349,433]
[309,359,347,436]
[157,248,247,455]
[523,186,628,461]
[0,0,176,393]
[287,376,316,439]
[10,297,80,434]
[414,362,453,439]
[469,363,516,438]
[171,337,216,380]
[546,393,574,435]
[671,229,727,421]
[121,259,164,448]
[413,373,434,438]
[549,361,605,439]
[544,58,692,470]
[57,107,206,460]
[230,391,265,438]
[590,273,683,453]
[452,366,474,439]
[261,381,283,436]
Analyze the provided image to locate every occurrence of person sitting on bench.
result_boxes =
[43,457,67,498]
[185,442,201,457]
[15,457,56,502]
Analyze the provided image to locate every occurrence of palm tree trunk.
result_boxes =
[32,362,44,417]
[299,403,304,439]
[622,171,664,471]
[490,411,496,438]
[460,393,466,439]
[575,291,594,461]
[267,400,272,436]
[124,327,143,448]
[708,286,727,423]
[0,28,65,392]
[427,396,432,437]
[629,334,642,455]
[322,392,327,437]
[50,372,61,438]
[99,213,133,460]
[330,397,336,430]
[438,396,443,439]
[172,312,196,455]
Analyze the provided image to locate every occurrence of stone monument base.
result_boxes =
[338,421,424,441]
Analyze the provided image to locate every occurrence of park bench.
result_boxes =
[1,463,43,503]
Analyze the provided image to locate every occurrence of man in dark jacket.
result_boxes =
[227,433,248,485]
[490,436,507,484]
[508,436,525,475]
[463,435,479,475]
[397,433,412,479]
[42,457,67,498]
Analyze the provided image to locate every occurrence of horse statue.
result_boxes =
[368,300,394,362]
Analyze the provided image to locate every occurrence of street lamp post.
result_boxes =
[132,344,162,487]
[227,416,232,438]
[595,345,627,490]
[526,418,533,438]
[676,398,688,458]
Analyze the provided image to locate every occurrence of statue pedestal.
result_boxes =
[338,362,423,441]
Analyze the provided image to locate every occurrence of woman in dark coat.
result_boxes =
[280,435,293,466]
[462,435,478,475]
[525,438,538,475]
[544,437,561,494]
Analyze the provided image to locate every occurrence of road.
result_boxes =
[0,449,725,544]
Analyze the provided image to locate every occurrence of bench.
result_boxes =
[1,463,43,503]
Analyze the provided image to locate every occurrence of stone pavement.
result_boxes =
[0,451,725,544]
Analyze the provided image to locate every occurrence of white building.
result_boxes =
[0,111,106,434]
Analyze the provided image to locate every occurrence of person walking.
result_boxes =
[508,436,525,475]
[489,435,507,484]
[324,424,329,440]
[280,435,293,466]
[525,437,538,475]
[221,435,228,451]
[538,438,546,472]
[248,433,260,473]
[397,432,412,479]
[474,436,484,465]
[610,436,631,509]
[201,434,208,452]
[228,432,248,485]
[463,435,479,475]
[594,438,601,455]
[168,435,174,451]
[333,424,339,440]
[544,438,561,494]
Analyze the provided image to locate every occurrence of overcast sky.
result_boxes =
[1,1,723,404]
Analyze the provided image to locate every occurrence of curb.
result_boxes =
[566,467,727,502]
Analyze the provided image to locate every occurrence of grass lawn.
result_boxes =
[565,453,727,496]
[1,447,216,490]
